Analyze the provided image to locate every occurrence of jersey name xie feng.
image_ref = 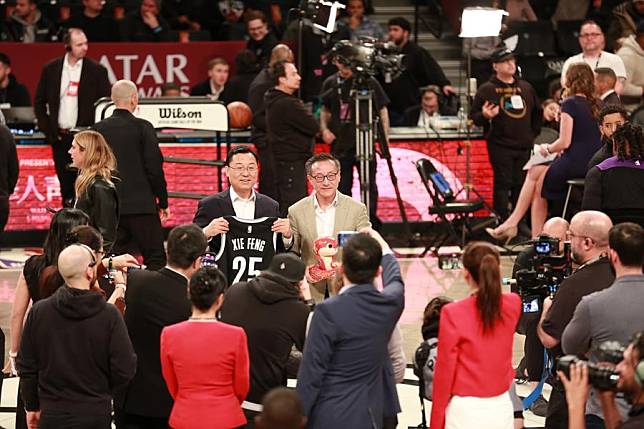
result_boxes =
[215,216,278,285]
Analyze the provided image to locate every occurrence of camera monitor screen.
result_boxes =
[522,296,541,313]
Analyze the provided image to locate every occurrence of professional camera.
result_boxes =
[328,39,405,82]
[557,341,625,390]
[515,236,573,314]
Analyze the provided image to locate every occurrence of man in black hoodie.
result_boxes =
[220,253,311,427]
[470,47,541,221]
[265,60,319,215]
[17,243,137,429]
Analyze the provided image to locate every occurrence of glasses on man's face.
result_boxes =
[310,171,338,183]
[228,165,258,174]
[567,230,594,243]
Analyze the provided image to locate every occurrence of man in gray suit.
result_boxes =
[287,153,370,301]
[296,229,404,429]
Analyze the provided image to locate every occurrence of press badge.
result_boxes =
[67,81,79,97]
[510,95,524,109]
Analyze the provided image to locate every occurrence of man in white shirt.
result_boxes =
[192,146,292,252]
[189,57,230,102]
[288,153,371,301]
[34,28,111,206]
[561,21,627,94]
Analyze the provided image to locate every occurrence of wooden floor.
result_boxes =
[0,248,546,428]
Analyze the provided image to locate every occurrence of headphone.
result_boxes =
[63,28,72,52]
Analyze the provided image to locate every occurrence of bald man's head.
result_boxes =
[58,244,95,288]
[542,217,569,243]
[255,388,306,429]
[569,211,612,264]
[269,44,294,67]
[111,80,138,110]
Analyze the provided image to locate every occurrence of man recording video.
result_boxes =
[512,216,569,416]
[561,222,644,428]
[559,331,644,429]
[537,211,615,429]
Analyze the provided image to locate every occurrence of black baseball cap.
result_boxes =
[491,47,515,63]
[262,253,305,283]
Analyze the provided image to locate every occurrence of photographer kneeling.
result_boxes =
[512,217,569,416]
[559,331,644,429]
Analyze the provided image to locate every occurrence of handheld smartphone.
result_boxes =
[201,252,217,268]
[337,231,357,247]
[522,296,541,313]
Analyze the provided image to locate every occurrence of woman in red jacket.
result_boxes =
[430,241,521,429]
[161,267,250,429]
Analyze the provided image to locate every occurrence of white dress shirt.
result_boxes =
[314,191,339,238]
[229,187,256,219]
[209,81,225,100]
[58,54,83,129]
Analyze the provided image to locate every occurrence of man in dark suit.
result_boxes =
[192,146,292,252]
[115,224,207,429]
[93,80,168,270]
[34,28,111,205]
[296,229,404,429]
[595,67,622,106]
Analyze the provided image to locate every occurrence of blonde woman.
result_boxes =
[68,130,119,251]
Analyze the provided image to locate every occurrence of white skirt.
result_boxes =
[445,391,514,429]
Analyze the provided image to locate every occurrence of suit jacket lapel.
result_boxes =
[77,59,88,108]
[332,193,346,237]
[306,195,317,239]
[53,58,64,112]
[221,188,235,217]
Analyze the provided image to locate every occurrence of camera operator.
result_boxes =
[561,222,644,428]
[538,210,615,429]
[559,331,644,429]
[512,216,569,417]
[319,55,390,229]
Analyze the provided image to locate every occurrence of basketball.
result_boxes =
[227,101,253,129]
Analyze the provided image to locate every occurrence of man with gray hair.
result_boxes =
[93,79,169,270]
[537,210,615,429]
[17,244,136,429]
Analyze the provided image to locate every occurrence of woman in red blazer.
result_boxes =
[161,267,250,429]
[430,241,521,429]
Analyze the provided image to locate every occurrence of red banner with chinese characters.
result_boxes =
[6,140,492,231]
[0,41,246,99]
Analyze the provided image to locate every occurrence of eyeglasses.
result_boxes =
[228,165,258,173]
[310,172,338,183]
[580,33,602,38]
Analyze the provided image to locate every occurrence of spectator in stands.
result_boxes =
[160,267,250,429]
[562,221,644,428]
[255,388,306,429]
[430,242,521,429]
[470,47,541,232]
[160,0,201,31]
[384,17,455,126]
[220,253,310,426]
[69,130,118,252]
[34,28,111,206]
[65,0,120,42]
[607,0,644,51]
[0,53,31,107]
[120,0,171,42]
[616,20,644,110]
[403,85,442,127]
[199,0,246,41]
[3,0,56,42]
[488,63,602,240]
[588,104,629,168]
[161,82,182,96]
[561,21,627,94]
[582,123,644,227]
[248,44,293,200]
[595,67,622,106]
[190,57,230,101]
[246,10,278,68]
[93,80,169,271]
[17,244,136,429]
[222,49,258,104]
[265,61,319,215]
[537,210,614,429]
[337,0,384,42]
[542,98,561,131]
[296,229,403,429]
[0,120,18,243]
[115,223,206,429]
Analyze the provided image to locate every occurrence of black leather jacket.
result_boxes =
[74,176,119,252]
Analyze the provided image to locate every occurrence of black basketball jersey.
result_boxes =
[215,216,278,286]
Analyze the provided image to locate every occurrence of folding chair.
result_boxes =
[415,158,485,257]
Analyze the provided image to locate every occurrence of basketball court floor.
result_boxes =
[0,247,547,428]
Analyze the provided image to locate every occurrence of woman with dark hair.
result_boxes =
[430,242,521,429]
[582,122,644,227]
[161,267,250,429]
[69,129,119,251]
[488,62,602,239]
